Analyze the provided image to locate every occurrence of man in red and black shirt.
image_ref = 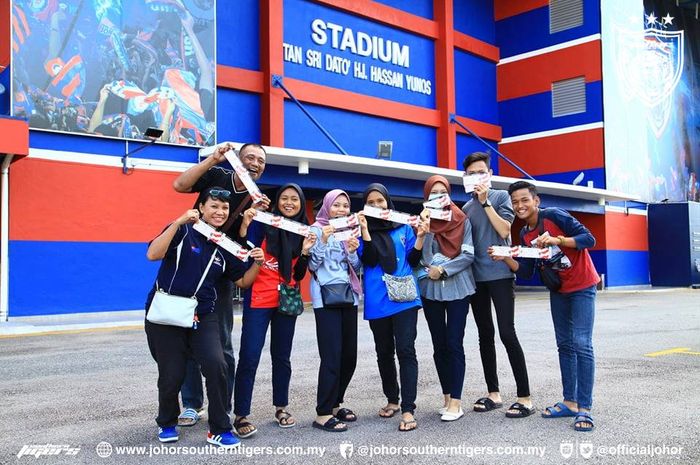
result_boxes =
[490,181,598,432]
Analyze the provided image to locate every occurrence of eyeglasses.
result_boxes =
[209,189,231,199]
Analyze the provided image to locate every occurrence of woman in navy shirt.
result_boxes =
[144,187,264,448]
[357,183,428,432]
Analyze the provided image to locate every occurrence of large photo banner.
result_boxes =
[11,0,216,147]
[602,0,700,202]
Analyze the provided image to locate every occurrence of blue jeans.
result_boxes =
[234,307,297,417]
[421,296,470,399]
[181,279,236,413]
[549,285,596,410]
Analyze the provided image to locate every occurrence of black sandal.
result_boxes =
[312,416,347,432]
[473,397,503,412]
[335,407,357,422]
[505,402,536,418]
[275,409,296,428]
[233,418,258,438]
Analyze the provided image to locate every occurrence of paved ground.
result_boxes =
[1,289,699,465]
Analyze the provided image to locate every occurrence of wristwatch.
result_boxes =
[482,199,492,208]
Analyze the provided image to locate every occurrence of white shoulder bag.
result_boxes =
[146,241,218,328]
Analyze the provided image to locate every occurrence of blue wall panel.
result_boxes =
[456,134,501,175]
[533,168,606,189]
[454,0,496,44]
[374,0,433,19]
[496,0,601,58]
[0,68,9,116]
[284,101,437,165]
[283,0,436,108]
[604,250,650,286]
[10,241,159,316]
[217,0,260,70]
[216,89,261,144]
[454,50,498,124]
[499,81,603,137]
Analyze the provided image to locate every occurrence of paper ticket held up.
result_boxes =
[332,226,361,242]
[363,205,419,226]
[462,172,492,193]
[252,210,311,237]
[490,246,520,258]
[329,214,359,229]
[491,245,551,259]
[223,149,264,202]
[422,194,451,209]
[193,221,251,261]
[427,208,452,221]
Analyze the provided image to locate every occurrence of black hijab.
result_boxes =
[363,183,400,274]
[265,183,308,283]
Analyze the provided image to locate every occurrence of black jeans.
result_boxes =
[422,296,470,399]
[313,305,358,416]
[145,312,232,434]
[471,278,530,398]
[368,308,419,414]
[181,279,236,413]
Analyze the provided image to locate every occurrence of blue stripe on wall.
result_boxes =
[29,131,199,162]
[453,0,496,44]
[496,0,601,58]
[602,250,650,286]
[454,50,498,125]
[456,134,501,175]
[217,0,259,70]
[216,89,261,144]
[0,68,10,116]
[373,0,433,20]
[10,241,159,316]
[534,168,606,190]
[499,81,602,137]
[284,101,437,165]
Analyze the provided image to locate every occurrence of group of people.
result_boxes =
[144,143,599,448]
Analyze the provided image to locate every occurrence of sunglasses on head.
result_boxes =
[208,189,231,200]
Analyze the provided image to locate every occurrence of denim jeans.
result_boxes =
[549,285,596,410]
[234,307,297,417]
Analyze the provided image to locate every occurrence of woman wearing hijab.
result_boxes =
[308,189,363,432]
[357,183,428,432]
[418,175,475,422]
[233,184,317,438]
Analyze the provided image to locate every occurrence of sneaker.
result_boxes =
[207,431,240,449]
[158,427,179,443]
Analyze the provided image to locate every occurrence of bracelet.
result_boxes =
[557,236,565,246]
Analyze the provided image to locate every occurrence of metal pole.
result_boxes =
[449,114,534,180]
[1,154,15,322]
[271,75,348,156]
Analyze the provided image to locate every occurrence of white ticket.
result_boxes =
[462,172,492,193]
[251,210,311,237]
[332,227,361,241]
[491,245,551,259]
[422,194,451,209]
[329,214,359,229]
[223,149,264,203]
[427,208,453,221]
[363,205,418,226]
[193,221,251,262]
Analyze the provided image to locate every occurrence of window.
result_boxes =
[550,0,584,34]
[552,76,586,117]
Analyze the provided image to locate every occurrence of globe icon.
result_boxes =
[95,442,113,458]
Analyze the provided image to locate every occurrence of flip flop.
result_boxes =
[335,408,357,422]
[505,402,536,418]
[312,417,347,432]
[275,409,296,428]
[473,397,503,412]
[177,408,200,427]
[542,402,577,418]
[574,412,595,432]
[378,406,400,418]
[399,419,417,432]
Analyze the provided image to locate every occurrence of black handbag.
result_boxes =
[536,219,562,292]
[278,283,304,316]
[320,283,354,308]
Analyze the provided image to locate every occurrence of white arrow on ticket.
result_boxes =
[329,214,359,229]
[252,210,311,237]
[363,205,418,226]
[223,150,264,203]
[193,221,251,262]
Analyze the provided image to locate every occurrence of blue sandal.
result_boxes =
[541,402,577,418]
[574,412,595,432]
[177,408,200,427]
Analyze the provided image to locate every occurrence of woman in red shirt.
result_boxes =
[232,183,316,438]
